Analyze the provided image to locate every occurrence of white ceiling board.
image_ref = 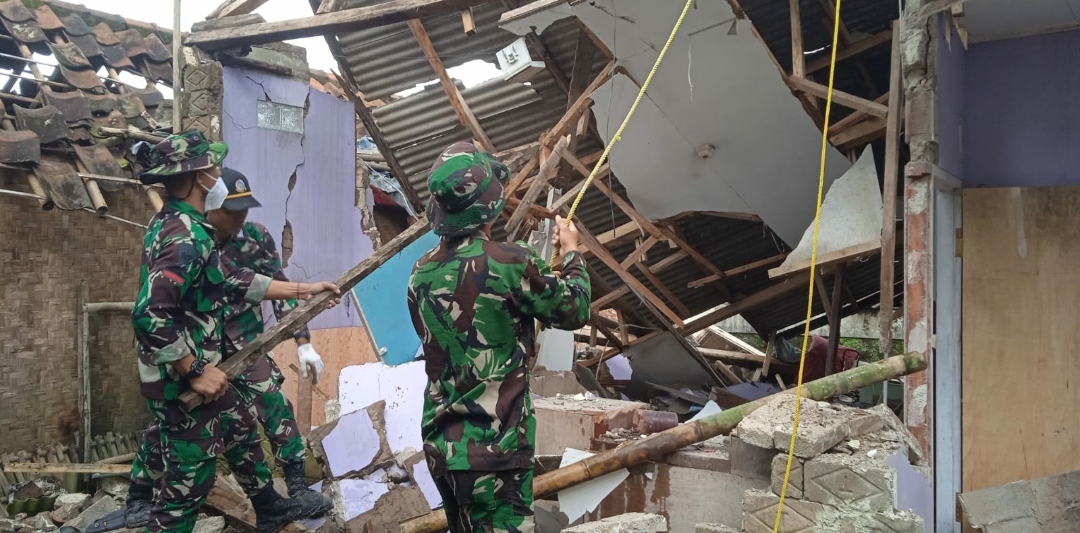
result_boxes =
[573,0,851,245]
[778,146,882,271]
[966,0,1080,42]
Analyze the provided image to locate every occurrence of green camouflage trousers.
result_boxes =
[143,386,272,533]
[431,466,535,533]
[132,356,306,489]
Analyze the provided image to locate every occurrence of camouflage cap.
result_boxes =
[138,129,229,185]
[426,142,510,238]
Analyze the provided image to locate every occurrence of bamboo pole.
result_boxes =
[399,353,927,533]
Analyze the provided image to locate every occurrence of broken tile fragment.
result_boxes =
[309,400,393,479]
[63,495,119,531]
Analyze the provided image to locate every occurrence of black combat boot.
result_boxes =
[249,482,332,533]
[282,462,333,511]
[124,480,153,528]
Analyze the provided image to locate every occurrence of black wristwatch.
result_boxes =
[181,358,207,381]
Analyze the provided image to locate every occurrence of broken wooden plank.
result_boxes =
[634,262,690,318]
[408,19,496,151]
[504,151,541,197]
[786,76,888,118]
[830,115,887,151]
[180,219,433,410]
[619,235,658,271]
[806,29,892,74]
[2,463,130,474]
[542,62,614,147]
[825,263,846,375]
[687,253,788,289]
[768,239,880,279]
[679,271,813,338]
[829,92,889,133]
[504,136,569,239]
[206,0,269,19]
[187,0,490,48]
[698,347,793,369]
[585,168,666,239]
[879,21,902,355]
[460,7,476,34]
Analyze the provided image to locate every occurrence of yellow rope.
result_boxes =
[550,0,695,267]
[772,0,844,530]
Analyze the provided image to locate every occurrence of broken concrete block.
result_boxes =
[63,495,119,531]
[845,412,885,440]
[0,519,21,533]
[534,396,649,455]
[54,493,90,510]
[803,453,896,512]
[771,454,804,499]
[868,405,926,465]
[344,486,429,533]
[11,481,45,501]
[192,516,226,533]
[563,513,668,533]
[958,468,1080,533]
[532,369,588,397]
[729,436,777,482]
[694,524,741,533]
[98,476,130,501]
[50,502,84,524]
[816,507,924,533]
[310,400,393,479]
[773,415,850,460]
[742,490,826,533]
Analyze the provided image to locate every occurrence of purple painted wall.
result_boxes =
[222,66,370,330]
[964,29,1080,188]
[937,15,966,180]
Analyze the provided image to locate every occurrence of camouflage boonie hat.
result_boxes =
[426,142,510,238]
[138,129,229,185]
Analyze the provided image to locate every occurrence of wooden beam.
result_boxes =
[590,316,625,350]
[504,136,569,238]
[296,374,314,438]
[768,240,880,278]
[586,171,665,240]
[591,287,630,311]
[659,225,730,296]
[619,235,658,271]
[830,92,889,132]
[579,331,663,367]
[635,262,691,318]
[577,222,685,327]
[408,19,496,152]
[698,347,794,369]
[825,263,845,375]
[500,0,565,25]
[188,0,490,48]
[817,0,853,45]
[180,219,433,410]
[525,32,572,96]
[790,0,804,77]
[879,21,902,355]
[567,24,597,104]
[806,29,892,74]
[460,7,476,34]
[830,116,887,151]
[786,76,888,118]
[206,0,269,19]
[687,253,788,289]
[3,463,130,474]
[504,152,541,197]
[589,249,687,311]
[678,271,812,338]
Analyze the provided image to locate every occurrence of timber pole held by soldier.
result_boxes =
[407,142,592,533]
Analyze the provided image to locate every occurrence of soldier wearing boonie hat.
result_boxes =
[129,131,340,533]
[407,142,593,532]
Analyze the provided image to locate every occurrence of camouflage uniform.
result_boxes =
[131,221,312,487]
[132,132,316,533]
[132,195,275,533]
[408,143,592,533]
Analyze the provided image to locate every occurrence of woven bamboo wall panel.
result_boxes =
[0,175,153,454]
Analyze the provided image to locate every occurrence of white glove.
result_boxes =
[297,343,324,383]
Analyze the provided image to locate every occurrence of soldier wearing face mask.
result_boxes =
[130,130,340,533]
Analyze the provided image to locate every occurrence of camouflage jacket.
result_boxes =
[132,199,272,401]
[219,221,312,356]
[407,235,591,472]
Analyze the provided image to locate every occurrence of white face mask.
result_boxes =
[200,171,228,212]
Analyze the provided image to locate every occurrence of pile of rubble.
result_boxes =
[698,395,932,533]
[1,477,231,533]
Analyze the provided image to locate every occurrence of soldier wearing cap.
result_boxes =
[124,168,331,530]
[407,142,592,532]
[130,130,340,533]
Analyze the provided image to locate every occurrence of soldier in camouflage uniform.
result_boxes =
[125,168,331,529]
[131,131,339,533]
[407,142,592,533]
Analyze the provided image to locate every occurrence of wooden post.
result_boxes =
[77,283,91,463]
[879,21,903,355]
[400,353,929,533]
[790,0,805,78]
[296,375,314,438]
[825,263,845,375]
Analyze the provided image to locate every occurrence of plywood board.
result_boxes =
[962,187,1080,492]
[275,326,379,428]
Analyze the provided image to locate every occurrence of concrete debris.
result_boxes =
[532,369,588,397]
[729,436,777,482]
[24,512,56,531]
[736,396,883,459]
[53,493,90,509]
[534,396,650,455]
[771,455,804,499]
[563,513,668,533]
[803,452,897,512]
[694,524,741,533]
[192,516,226,533]
[63,495,119,531]
[98,476,130,501]
[344,485,428,533]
